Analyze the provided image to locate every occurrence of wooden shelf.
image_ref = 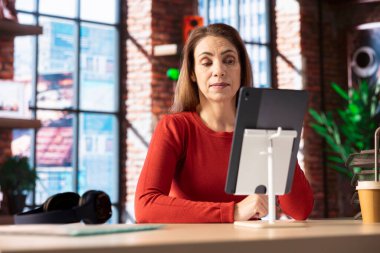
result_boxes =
[0,117,41,129]
[0,20,42,36]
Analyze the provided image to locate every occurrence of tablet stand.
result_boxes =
[234,127,307,228]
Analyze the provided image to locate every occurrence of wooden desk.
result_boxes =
[0,220,379,253]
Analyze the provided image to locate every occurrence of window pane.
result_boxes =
[108,206,118,224]
[78,113,118,203]
[80,0,118,24]
[14,15,35,80]
[229,0,239,29]
[80,24,118,112]
[240,0,268,43]
[246,44,270,88]
[14,14,35,110]
[209,0,220,24]
[39,0,77,18]
[12,129,33,158]
[204,0,270,43]
[16,0,36,11]
[198,0,206,23]
[35,110,74,204]
[38,18,75,109]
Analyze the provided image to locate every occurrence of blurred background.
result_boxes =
[1,0,380,223]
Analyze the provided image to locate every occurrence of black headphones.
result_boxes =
[14,190,112,224]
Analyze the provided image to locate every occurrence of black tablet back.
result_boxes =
[225,87,308,195]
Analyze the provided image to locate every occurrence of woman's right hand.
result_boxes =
[233,194,268,221]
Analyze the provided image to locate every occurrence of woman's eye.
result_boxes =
[225,58,235,65]
[201,61,212,66]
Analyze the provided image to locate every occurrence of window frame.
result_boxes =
[15,0,123,223]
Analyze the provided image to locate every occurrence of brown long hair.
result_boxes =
[171,23,253,113]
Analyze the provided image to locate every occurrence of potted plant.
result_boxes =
[309,81,380,178]
[309,81,380,216]
[0,156,37,214]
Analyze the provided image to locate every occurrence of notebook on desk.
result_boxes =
[0,223,163,237]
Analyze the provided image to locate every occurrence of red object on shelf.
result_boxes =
[183,16,204,43]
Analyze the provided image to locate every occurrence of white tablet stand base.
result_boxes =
[234,127,307,228]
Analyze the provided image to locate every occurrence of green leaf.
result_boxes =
[325,135,340,154]
[353,167,362,174]
[361,85,369,106]
[327,155,344,164]
[310,123,328,136]
[309,108,324,125]
[352,114,361,122]
[331,122,341,145]
[348,103,360,114]
[0,156,38,194]
[331,83,349,100]
[351,91,360,102]
[322,113,334,132]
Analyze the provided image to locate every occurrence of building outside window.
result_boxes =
[12,0,121,223]
[199,0,272,88]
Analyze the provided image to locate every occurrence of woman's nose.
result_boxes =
[212,61,225,77]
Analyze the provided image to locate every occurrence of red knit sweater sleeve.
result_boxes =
[278,162,314,220]
[134,116,235,223]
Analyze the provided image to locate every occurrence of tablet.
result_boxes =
[225,87,308,195]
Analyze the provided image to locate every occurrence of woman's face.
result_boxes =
[193,36,241,106]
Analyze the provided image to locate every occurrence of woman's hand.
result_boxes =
[234,194,268,221]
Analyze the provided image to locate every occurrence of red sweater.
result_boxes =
[135,112,314,223]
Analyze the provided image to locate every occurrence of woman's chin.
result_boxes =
[207,94,235,104]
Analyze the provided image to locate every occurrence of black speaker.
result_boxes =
[348,23,380,122]
[349,24,380,88]
[14,190,112,224]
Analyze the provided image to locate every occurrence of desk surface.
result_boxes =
[0,220,379,253]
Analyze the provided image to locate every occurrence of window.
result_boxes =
[13,0,121,223]
[199,0,273,88]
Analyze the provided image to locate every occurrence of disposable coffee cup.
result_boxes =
[356,181,380,224]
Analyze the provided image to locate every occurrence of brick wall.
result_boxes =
[275,0,302,90]
[298,0,328,218]
[0,37,14,80]
[124,0,153,221]
[275,0,318,217]
[124,0,196,221]
[0,129,12,164]
[0,36,14,166]
[151,0,195,119]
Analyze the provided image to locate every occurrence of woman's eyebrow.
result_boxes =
[197,49,237,58]
[197,51,213,57]
[221,49,237,55]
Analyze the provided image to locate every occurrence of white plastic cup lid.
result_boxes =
[356,181,380,190]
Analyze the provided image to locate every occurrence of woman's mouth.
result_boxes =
[210,82,230,89]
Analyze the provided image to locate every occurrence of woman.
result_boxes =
[135,23,314,223]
